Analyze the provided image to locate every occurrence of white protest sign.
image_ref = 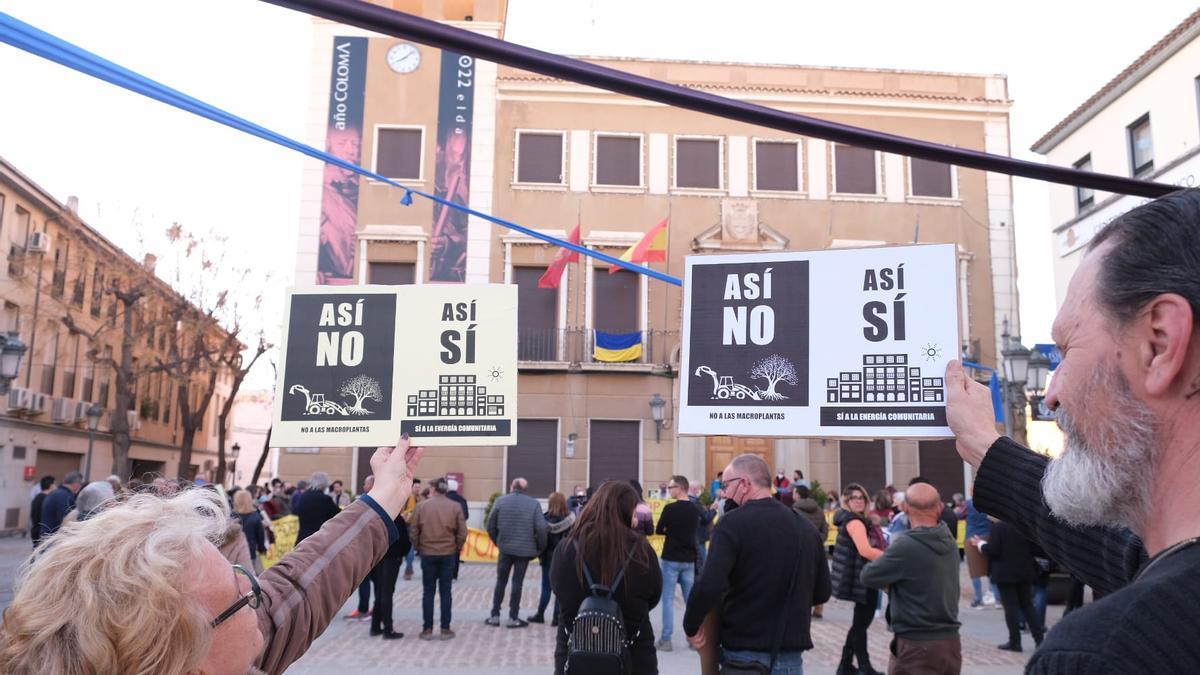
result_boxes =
[273,285,517,447]
[679,244,959,438]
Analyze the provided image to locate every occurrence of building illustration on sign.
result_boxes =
[825,354,944,404]
[408,375,506,417]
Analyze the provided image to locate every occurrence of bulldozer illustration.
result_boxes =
[694,365,762,400]
[288,384,349,416]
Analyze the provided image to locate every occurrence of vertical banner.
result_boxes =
[679,244,959,438]
[317,36,368,285]
[429,51,475,282]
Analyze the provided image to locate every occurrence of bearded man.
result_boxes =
[945,188,1200,674]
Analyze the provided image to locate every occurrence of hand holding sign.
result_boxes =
[944,360,1000,469]
[367,433,426,518]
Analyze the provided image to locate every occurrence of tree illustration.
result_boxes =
[750,355,798,400]
[339,375,383,415]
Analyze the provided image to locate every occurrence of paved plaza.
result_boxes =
[0,534,1050,674]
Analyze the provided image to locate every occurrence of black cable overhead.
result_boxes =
[262,0,1176,199]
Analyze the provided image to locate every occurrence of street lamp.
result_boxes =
[648,393,666,443]
[230,443,241,485]
[999,318,1041,443]
[0,331,28,395]
[1026,350,1051,396]
[83,403,103,481]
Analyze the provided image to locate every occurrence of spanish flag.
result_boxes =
[594,330,643,362]
[537,223,582,289]
[609,218,668,274]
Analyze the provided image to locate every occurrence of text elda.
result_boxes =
[316,300,365,367]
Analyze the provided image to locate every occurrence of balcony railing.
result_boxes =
[517,328,680,369]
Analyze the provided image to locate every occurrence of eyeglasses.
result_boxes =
[719,476,745,491]
[211,564,261,628]
[847,494,867,502]
[667,484,679,490]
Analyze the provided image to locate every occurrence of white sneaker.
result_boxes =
[983,593,996,606]
[875,609,883,619]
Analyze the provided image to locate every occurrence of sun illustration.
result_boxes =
[488,366,504,382]
[922,343,943,361]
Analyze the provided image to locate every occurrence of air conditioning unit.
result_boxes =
[75,401,97,422]
[26,392,48,416]
[6,387,32,412]
[51,398,78,424]
[26,231,50,253]
[126,409,142,432]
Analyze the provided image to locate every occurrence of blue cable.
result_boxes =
[0,11,684,287]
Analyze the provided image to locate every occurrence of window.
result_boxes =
[594,134,642,187]
[754,140,800,192]
[833,144,878,194]
[514,267,559,361]
[1,301,19,332]
[51,239,69,299]
[516,131,565,184]
[910,158,954,198]
[1073,155,1095,212]
[90,263,104,317]
[675,137,722,189]
[1128,114,1153,176]
[81,375,93,403]
[368,262,415,285]
[71,258,86,307]
[374,127,423,180]
[592,268,639,334]
[507,419,558,496]
[588,420,640,489]
[7,207,29,277]
[839,440,885,492]
[918,440,965,498]
[97,380,110,408]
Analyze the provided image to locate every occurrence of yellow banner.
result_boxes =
[262,515,299,569]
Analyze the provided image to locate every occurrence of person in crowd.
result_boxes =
[889,492,910,536]
[369,499,412,641]
[295,472,340,543]
[862,483,962,675]
[825,489,840,513]
[943,190,1200,672]
[653,476,702,651]
[551,480,662,675]
[444,477,469,579]
[971,520,1045,652]
[290,480,307,514]
[870,489,894,525]
[792,469,809,488]
[402,477,423,580]
[29,476,54,549]
[710,471,723,499]
[485,477,548,628]
[263,479,289,519]
[329,480,351,508]
[529,491,575,626]
[63,481,115,525]
[629,480,655,536]
[909,477,959,537]
[793,484,830,619]
[963,493,998,608]
[773,470,792,506]
[688,483,715,574]
[410,476,467,640]
[39,471,82,538]
[233,490,268,574]
[105,475,123,494]
[952,493,967,519]
[831,482,887,675]
[0,436,423,674]
[567,484,587,515]
[346,474,377,621]
[684,454,830,673]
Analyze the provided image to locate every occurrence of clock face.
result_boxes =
[386,43,421,74]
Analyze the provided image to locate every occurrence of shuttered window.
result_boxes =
[589,420,640,489]
[375,128,423,180]
[834,145,877,194]
[595,135,642,186]
[507,419,558,497]
[910,158,953,198]
[368,262,415,285]
[516,132,565,184]
[917,439,965,498]
[676,138,721,189]
[839,440,885,493]
[754,141,799,192]
[592,269,639,333]
[515,267,558,361]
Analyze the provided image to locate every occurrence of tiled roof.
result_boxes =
[1032,8,1200,152]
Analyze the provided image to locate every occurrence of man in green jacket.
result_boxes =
[862,482,961,675]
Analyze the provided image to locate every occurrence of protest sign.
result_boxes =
[679,244,958,438]
[273,284,517,447]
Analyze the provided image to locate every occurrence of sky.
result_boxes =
[0,0,1195,383]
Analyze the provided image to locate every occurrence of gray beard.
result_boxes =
[1042,364,1159,533]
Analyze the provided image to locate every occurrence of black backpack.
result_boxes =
[565,541,638,675]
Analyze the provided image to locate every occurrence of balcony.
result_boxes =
[517,328,680,373]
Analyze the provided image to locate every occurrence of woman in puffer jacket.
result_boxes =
[830,483,887,675]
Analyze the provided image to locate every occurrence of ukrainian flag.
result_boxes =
[594,331,643,362]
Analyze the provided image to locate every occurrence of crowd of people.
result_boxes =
[4,190,1200,673]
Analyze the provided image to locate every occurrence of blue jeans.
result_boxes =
[660,559,694,642]
[536,557,560,620]
[356,568,375,613]
[722,649,804,675]
[971,576,1000,603]
[405,546,417,573]
[421,554,456,630]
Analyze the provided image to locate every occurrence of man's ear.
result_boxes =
[1137,294,1195,397]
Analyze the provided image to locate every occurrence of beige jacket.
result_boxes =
[410,493,468,556]
[254,498,392,674]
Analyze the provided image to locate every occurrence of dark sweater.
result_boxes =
[861,524,960,640]
[972,437,1200,674]
[981,520,1039,585]
[550,535,662,675]
[682,497,831,652]
[295,489,341,543]
[655,499,701,562]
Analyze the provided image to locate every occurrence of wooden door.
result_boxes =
[705,436,773,484]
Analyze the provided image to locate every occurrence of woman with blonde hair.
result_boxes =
[234,489,269,574]
[528,491,576,626]
[0,438,423,675]
[830,482,887,675]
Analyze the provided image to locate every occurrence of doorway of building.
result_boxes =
[917,439,966,500]
[839,440,886,493]
[705,436,773,488]
[34,450,82,484]
[129,459,167,482]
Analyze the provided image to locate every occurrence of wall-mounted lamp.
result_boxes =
[566,432,578,458]
[649,393,668,443]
